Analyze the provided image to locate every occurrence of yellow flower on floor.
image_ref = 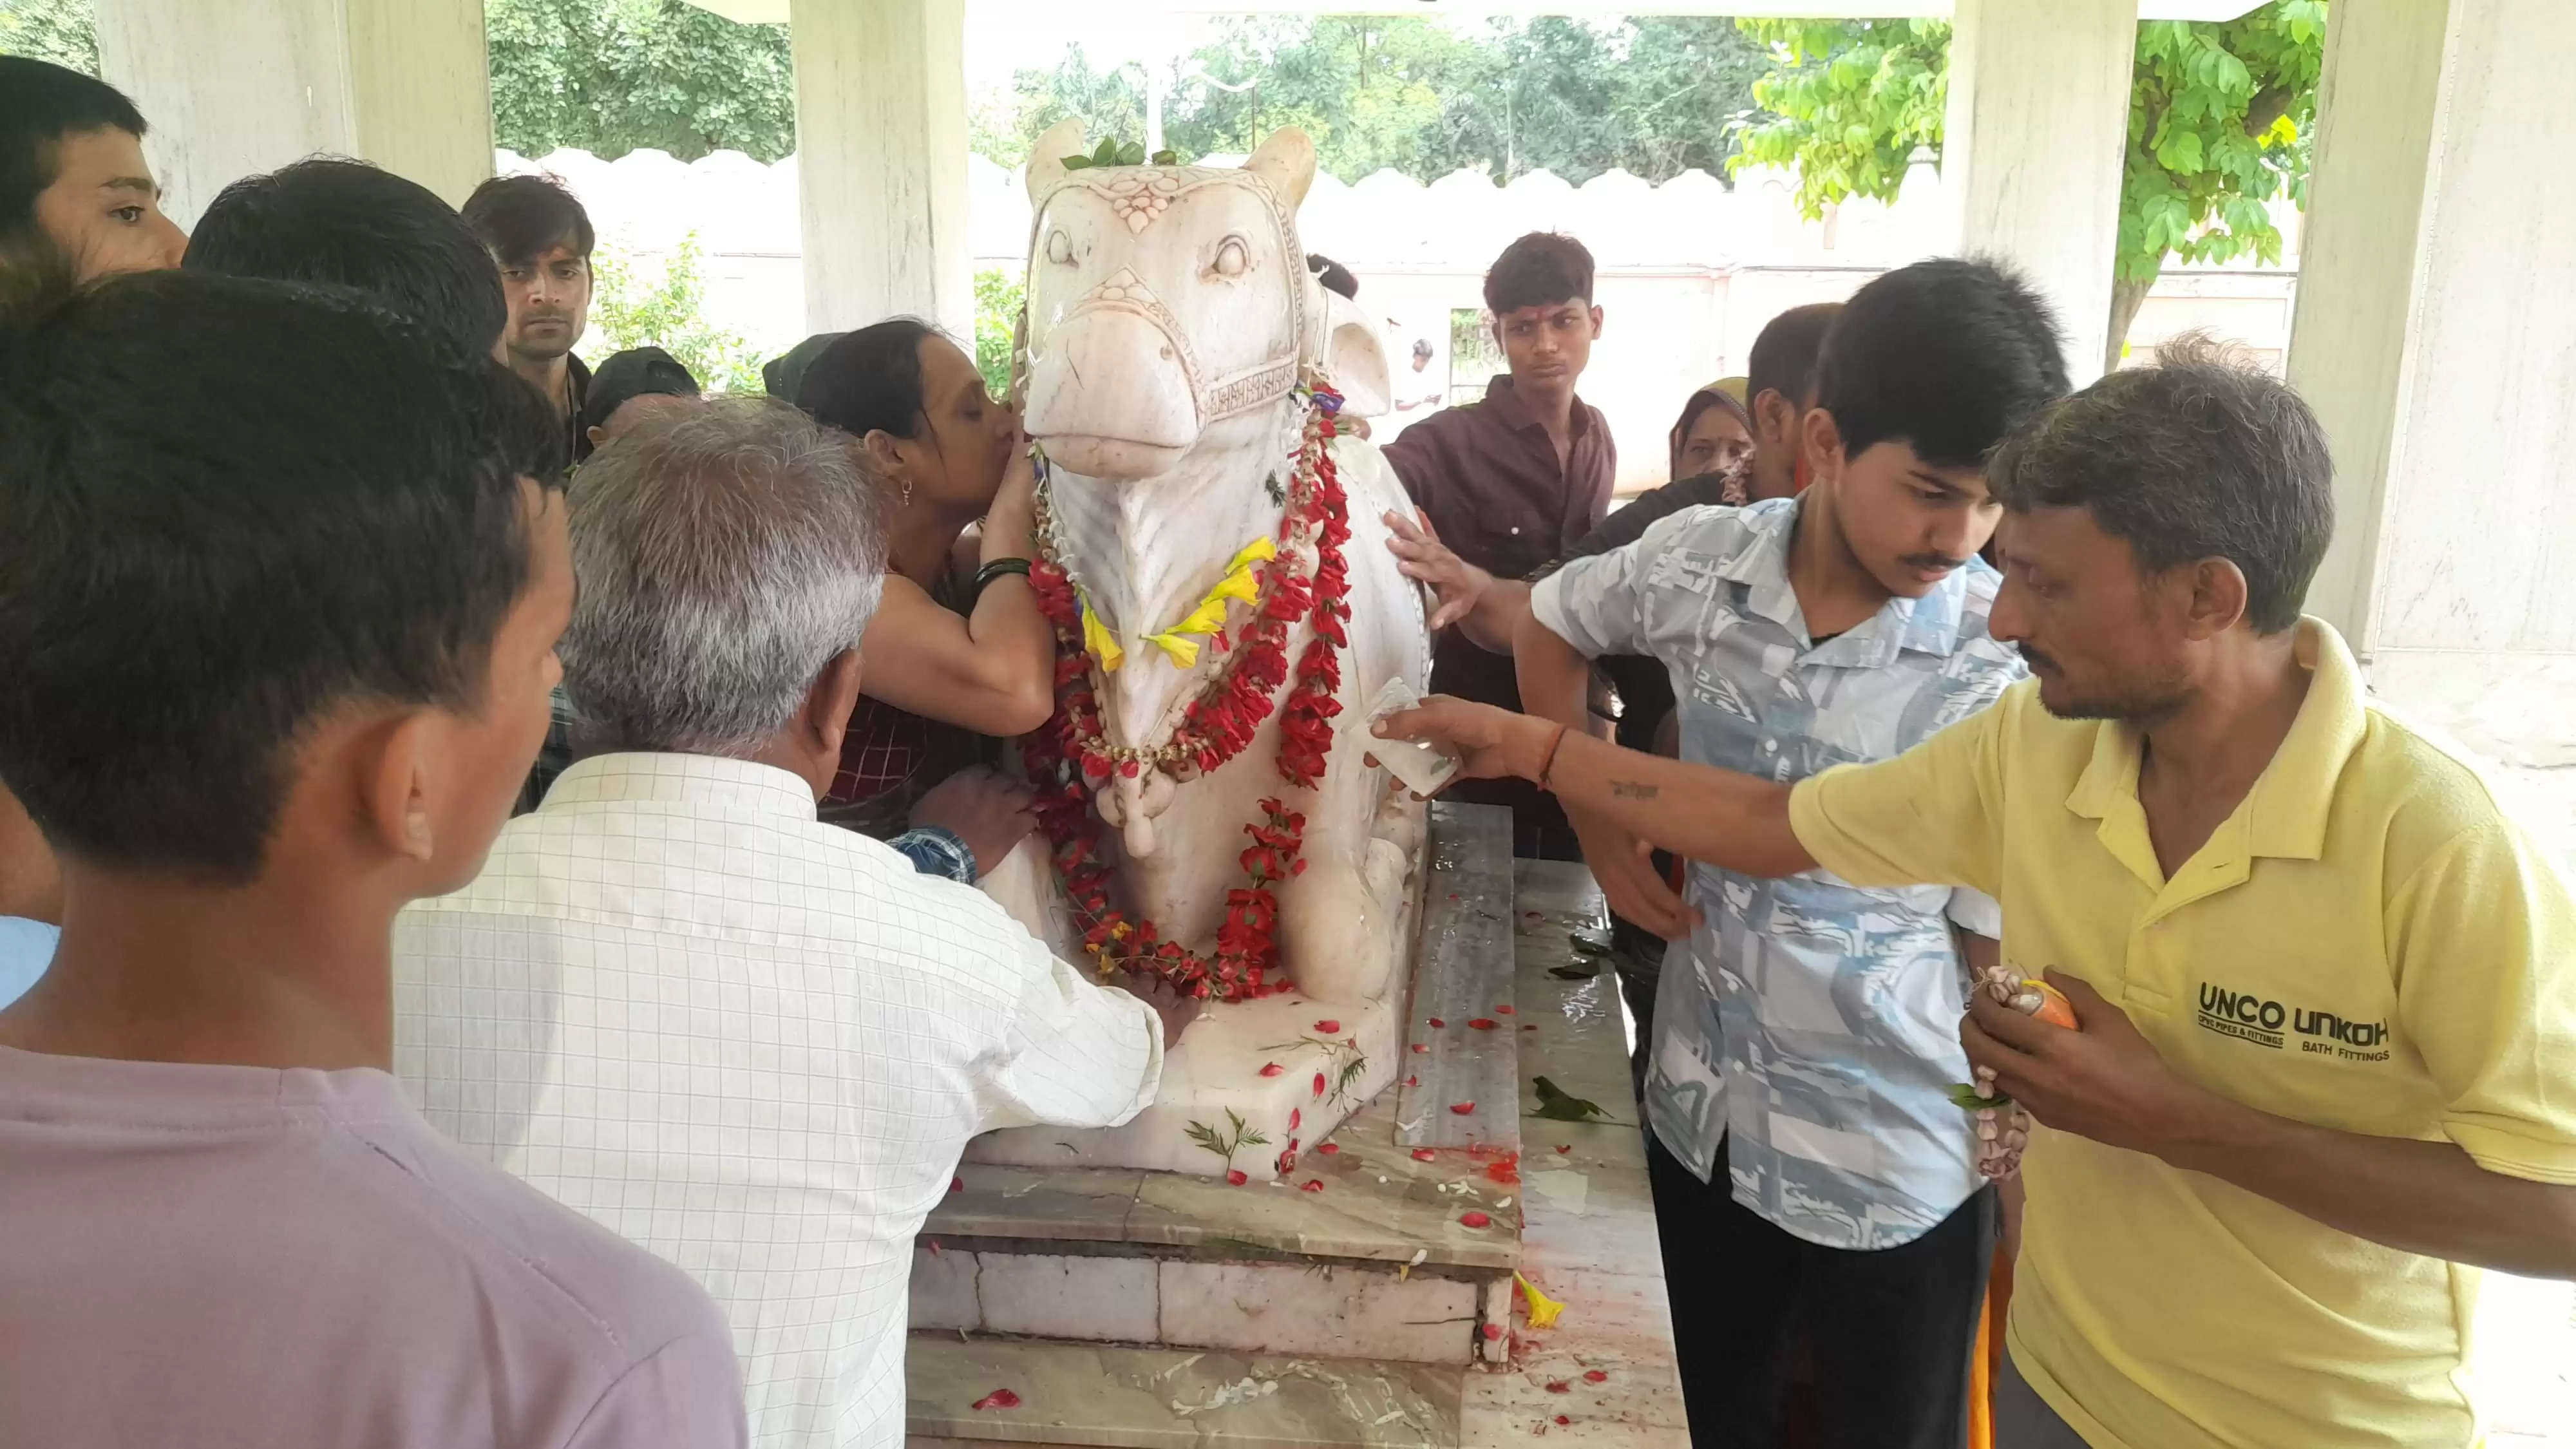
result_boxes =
[1515,1272,1565,1330]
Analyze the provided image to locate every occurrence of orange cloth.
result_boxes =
[1973,1245,2017,1449]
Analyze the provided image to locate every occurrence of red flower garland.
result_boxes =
[1021,385,1350,1000]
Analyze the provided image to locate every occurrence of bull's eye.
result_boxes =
[1213,236,1249,278]
[1046,230,1074,265]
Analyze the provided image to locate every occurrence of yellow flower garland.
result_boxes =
[1081,536,1280,672]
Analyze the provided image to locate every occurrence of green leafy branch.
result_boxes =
[1184,1108,1270,1164]
[1258,1035,1371,1108]
[1058,137,1187,171]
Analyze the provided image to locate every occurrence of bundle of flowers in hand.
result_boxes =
[1952,964,2079,1179]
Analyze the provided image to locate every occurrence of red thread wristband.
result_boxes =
[1534,723,1571,792]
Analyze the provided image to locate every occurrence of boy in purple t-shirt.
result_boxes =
[0,274,744,1448]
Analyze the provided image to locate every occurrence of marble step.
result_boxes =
[913,1098,1529,1365]
[911,1240,1501,1365]
[912,803,1528,1367]
[907,1332,1464,1448]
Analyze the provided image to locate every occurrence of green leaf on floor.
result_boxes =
[1531,1075,1612,1122]
[1567,927,1614,956]
[1548,964,1598,980]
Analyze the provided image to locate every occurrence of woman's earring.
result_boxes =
[901,477,915,507]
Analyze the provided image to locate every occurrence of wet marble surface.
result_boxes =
[968,990,1403,1181]
[1396,804,1520,1151]
[908,862,1690,1448]
[928,1066,1525,1273]
[908,1338,1463,1448]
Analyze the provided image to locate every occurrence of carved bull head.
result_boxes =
[1019,120,1389,481]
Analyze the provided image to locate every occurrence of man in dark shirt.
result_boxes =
[1381,232,1615,857]
[464,174,598,462]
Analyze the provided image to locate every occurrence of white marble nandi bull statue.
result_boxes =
[969,124,1433,1179]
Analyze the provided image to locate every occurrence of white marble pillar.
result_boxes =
[2287,0,2576,765]
[1940,0,2139,385]
[788,0,972,336]
[91,0,492,229]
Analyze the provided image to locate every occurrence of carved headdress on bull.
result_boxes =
[982,121,1431,1013]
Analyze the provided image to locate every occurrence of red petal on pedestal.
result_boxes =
[1259,1062,1284,1077]
[972,1390,1021,1411]
[1460,1211,1491,1228]
[1450,1101,1475,1115]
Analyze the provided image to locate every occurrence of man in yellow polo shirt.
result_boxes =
[1374,338,2576,1449]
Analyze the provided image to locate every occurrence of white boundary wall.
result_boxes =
[501,147,2299,493]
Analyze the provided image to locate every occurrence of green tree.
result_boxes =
[1730,2,2326,372]
[1730,20,1947,214]
[976,16,1772,187]
[973,267,1023,401]
[485,0,795,163]
[587,232,764,392]
[0,0,99,72]
[971,44,1150,170]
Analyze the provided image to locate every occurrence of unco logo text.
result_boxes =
[2197,983,2391,1060]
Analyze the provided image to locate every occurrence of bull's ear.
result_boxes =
[1242,127,1316,209]
[1028,118,1087,202]
[1321,289,1391,417]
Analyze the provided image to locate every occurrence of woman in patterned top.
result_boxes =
[793,320,1057,868]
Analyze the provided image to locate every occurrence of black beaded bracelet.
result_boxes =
[971,556,1032,605]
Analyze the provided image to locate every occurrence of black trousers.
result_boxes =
[1649,1133,1995,1449]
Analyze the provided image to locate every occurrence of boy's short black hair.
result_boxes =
[0,271,566,884]
[1747,302,1841,410]
[184,158,509,361]
[1814,258,2069,469]
[1990,334,2332,634]
[1483,232,1593,316]
[1,57,149,252]
[461,173,596,270]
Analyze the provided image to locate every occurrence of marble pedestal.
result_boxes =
[908,858,1692,1449]
[916,805,1528,1380]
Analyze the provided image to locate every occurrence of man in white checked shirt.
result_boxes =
[392,396,1188,1448]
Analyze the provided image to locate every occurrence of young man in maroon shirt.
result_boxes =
[1381,232,1613,857]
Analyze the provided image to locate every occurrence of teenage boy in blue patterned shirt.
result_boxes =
[1517,259,2069,1449]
